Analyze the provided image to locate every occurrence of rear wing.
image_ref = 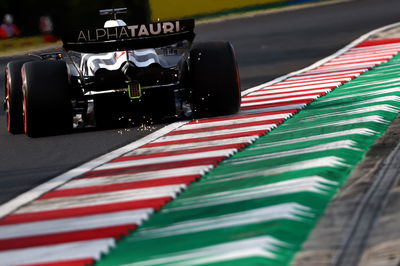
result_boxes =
[61,19,195,53]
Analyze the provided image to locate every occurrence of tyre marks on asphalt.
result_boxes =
[1,39,400,265]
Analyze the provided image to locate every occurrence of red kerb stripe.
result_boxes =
[242,92,325,104]
[0,197,170,225]
[28,258,94,266]
[0,224,136,251]
[355,38,400,48]
[167,119,283,135]
[40,175,200,200]
[240,99,314,110]
[82,157,225,178]
[143,130,268,148]
[244,87,334,98]
[114,143,247,162]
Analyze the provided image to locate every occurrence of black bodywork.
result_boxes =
[61,18,196,125]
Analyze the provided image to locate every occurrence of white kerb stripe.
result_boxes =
[248,87,332,96]
[265,81,341,89]
[124,136,257,156]
[177,113,291,130]
[241,95,319,107]
[252,83,339,94]
[0,209,153,240]
[16,185,185,214]
[153,124,275,143]
[242,89,331,102]
[61,165,213,190]
[0,239,115,265]
[97,149,237,171]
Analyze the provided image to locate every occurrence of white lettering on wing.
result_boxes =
[163,22,174,34]
[77,30,87,42]
[96,28,107,39]
[107,27,118,39]
[138,25,150,37]
[149,23,162,35]
[87,30,96,41]
[119,27,130,39]
[128,25,138,37]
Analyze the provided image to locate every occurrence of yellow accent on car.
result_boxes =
[128,83,142,99]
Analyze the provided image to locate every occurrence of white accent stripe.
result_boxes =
[0,239,115,265]
[340,79,400,89]
[247,87,332,96]
[306,67,368,75]
[345,48,400,55]
[285,75,354,83]
[330,52,396,61]
[152,125,276,143]
[325,56,392,65]
[250,128,377,149]
[125,137,257,156]
[318,87,400,102]
[288,70,362,80]
[278,115,388,134]
[61,166,213,190]
[97,149,237,171]
[178,113,291,130]
[321,96,400,110]
[16,185,185,214]
[241,95,319,107]
[130,236,286,266]
[316,61,383,70]
[169,176,337,211]
[266,81,341,89]
[254,83,339,94]
[230,140,359,164]
[212,156,347,181]
[277,77,352,85]
[302,104,400,121]
[242,89,331,102]
[347,43,400,52]
[137,203,311,239]
[239,104,307,113]
[0,209,153,240]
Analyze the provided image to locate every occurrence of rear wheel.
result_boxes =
[187,41,241,117]
[4,60,32,134]
[22,61,72,137]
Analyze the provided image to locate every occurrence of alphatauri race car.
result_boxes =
[4,8,241,137]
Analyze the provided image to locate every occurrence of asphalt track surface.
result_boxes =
[1,0,400,205]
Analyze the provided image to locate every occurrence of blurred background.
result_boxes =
[0,0,149,37]
[0,0,321,38]
[0,0,325,54]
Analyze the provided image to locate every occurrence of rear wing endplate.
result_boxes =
[61,19,195,53]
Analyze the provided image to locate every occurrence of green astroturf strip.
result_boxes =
[96,55,400,266]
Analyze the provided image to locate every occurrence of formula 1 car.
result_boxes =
[4,8,241,137]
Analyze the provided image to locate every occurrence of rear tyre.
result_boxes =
[188,41,241,117]
[4,60,32,134]
[22,61,72,137]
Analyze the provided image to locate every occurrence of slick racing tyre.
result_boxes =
[4,60,32,134]
[22,61,73,137]
[188,41,241,117]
